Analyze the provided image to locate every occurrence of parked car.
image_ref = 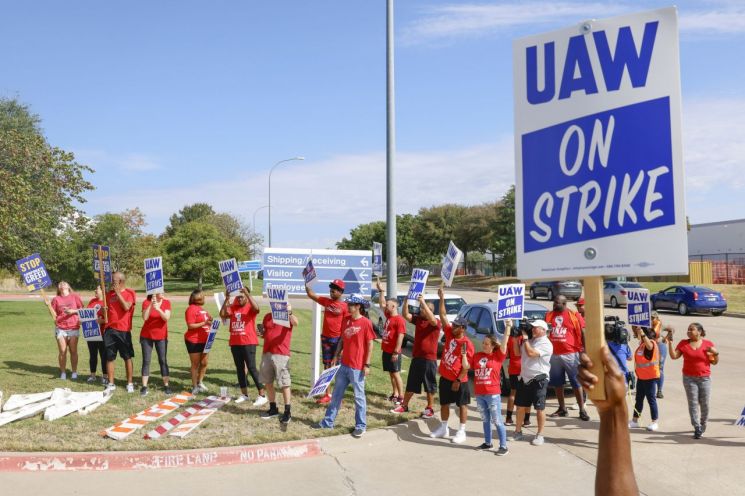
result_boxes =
[456,301,548,394]
[401,293,467,354]
[603,280,645,308]
[529,280,582,301]
[650,285,727,316]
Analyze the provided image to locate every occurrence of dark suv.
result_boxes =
[529,280,582,301]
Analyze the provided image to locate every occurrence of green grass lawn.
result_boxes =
[0,300,419,452]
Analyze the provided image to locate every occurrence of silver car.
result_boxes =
[603,281,645,308]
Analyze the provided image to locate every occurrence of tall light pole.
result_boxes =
[268,156,304,247]
[252,204,269,256]
[385,0,398,299]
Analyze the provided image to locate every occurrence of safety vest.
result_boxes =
[634,341,660,380]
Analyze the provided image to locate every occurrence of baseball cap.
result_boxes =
[531,319,549,330]
[344,294,370,308]
[330,279,346,291]
[577,298,585,305]
[452,316,468,328]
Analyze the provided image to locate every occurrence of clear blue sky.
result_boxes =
[2,1,744,248]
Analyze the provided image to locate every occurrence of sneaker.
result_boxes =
[280,411,292,424]
[475,442,493,451]
[579,410,590,421]
[316,393,331,405]
[87,375,97,384]
[531,435,545,446]
[628,420,640,429]
[701,422,707,434]
[393,396,403,406]
[59,372,67,380]
[164,386,173,395]
[191,386,200,395]
[496,447,509,456]
[549,408,568,418]
[105,383,116,392]
[310,423,329,430]
[451,430,467,444]
[387,394,396,402]
[197,383,208,393]
[71,372,78,380]
[140,386,148,397]
[253,395,269,407]
[504,416,514,426]
[646,422,659,432]
[420,407,435,419]
[126,383,135,394]
[694,426,702,439]
[101,377,109,385]
[523,417,532,427]
[656,390,664,399]
[513,431,525,441]
[235,395,250,404]
[261,407,280,419]
[430,424,449,439]
[351,428,365,438]
[391,405,409,414]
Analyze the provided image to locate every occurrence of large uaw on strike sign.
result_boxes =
[513,7,687,279]
[263,248,372,296]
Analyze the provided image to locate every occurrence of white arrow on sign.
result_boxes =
[359,285,368,293]
[361,259,369,267]
[359,270,369,280]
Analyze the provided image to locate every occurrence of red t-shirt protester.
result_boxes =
[262,313,294,356]
[472,347,507,395]
[106,288,136,331]
[340,316,376,370]
[185,304,211,344]
[381,310,407,354]
[676,339,716,377]
[412,315,442,360]
[438,325,475,383]
[226,300,259,346]
[317,296,349,338]
[141,298,171,341]
[545,309,583,355]
[51,293,84,330]
[507,335,522,376]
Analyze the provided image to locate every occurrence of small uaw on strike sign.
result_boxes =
[513,7,688,399]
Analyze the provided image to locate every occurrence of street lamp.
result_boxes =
[252,205,269,255]
[268,156,304,247]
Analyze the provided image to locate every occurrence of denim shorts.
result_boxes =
[548,352,580,388]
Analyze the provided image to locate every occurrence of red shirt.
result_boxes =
[507,336,522,375]
[411,315,442,360]
[438,325,475,383]
[262,313,293,356]
[472,349,507,395]
[546,310,583,355]
[381,310,406,354]
[340,316,376,370]
[140,298,171,341]
[226,301,259,346]
[185,304,211,344]
[51,293,84,330]
[317,296,349,338]
[106,288,136,332]
[676,339,715,377]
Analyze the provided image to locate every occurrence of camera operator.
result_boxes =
[629,326,660,431]
[512,319,553,446]
[605,317,632,390]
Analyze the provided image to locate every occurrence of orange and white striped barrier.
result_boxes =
[101,393,192,440]
[144,396,226,440]
[168,396,230,438]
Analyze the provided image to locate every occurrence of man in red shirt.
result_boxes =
[306,278,349,404]
[505,332,528,426]
[376,278,406,405]
[259,303,299,424]
[391,294,441,418]
[104,272,137,393]
[545,295,589,421]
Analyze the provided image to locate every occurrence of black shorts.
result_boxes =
[515,376,549,411]
[405,357,437,394]
[185,340,206,354]
[382,351,402,373]
[438,377,471,406]
[104,329,135,361]
[509,374,520,391]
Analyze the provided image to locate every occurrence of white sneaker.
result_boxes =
[192,386,200,395]
[197,383,209,393]
[105,383,116,392]
[531,435,545,446]
[126,383,135,394]
[87,375,97,384]
[646,422,659,431]
[235,395,250,404]
[252,395,269,407]
[430,423,449,439]
[59,372,67,380]
[71,372,78,380]
[451,429,467,444]
[628,420,640,429]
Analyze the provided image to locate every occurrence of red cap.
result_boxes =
[577,298,585,305]
[330,279,346,291]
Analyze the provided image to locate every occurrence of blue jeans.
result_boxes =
[476,394,507,448]
[633,378,658,421]
[320,365,367,431]
[657,343,667,391]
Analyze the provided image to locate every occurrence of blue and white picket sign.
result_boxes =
[15,253,53,292]
[307,365,340,398]
[92,244,113,284]
[513,7,687,279]
[372,242,383,276]
[496,284,525,320]
[626,289,651,326]
[407,268,429,308]
[203,319,220,354]
[218,258,243,296]
[736,406,745,428]
[80,306,103,342]
[302,258,317,287]
[267,285,290,327]
[144,257,164,295]
[441,241,463,288]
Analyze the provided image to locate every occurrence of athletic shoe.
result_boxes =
[579,410,590,421]
[126,383,135,394]
[71,372,78,380]
[694,427,702,439]
[351,428,365,438]
[235,395,250,404]
[140,386,148,397]
[197,383,208,393]
[646,422,659,432]
[261,407,280,419]
[628,420,640,429]
[393,396,403,406]
[701,422,707,434]
[523,417,531,427]
[496,447,509,456]
[164,386,173,395]
[391,405,409,414]
[429,424,449,439]
[316,393,331,405]
[420,407,435,419]
[656,391,664,399]
[105,383,116,392]
[59,372,67,380]
[513,431,525,441]
[387,394,396,402]
[87,375,97,384]
[549,408,568,418]
[475,443,493,451]
[531,435,545,446]
[504,417,514,426]
[191,386,200,395]
[253,395,269,407]
[451,430,467,444]
[280,411,292,424]
[310,423,329,430]
[101,377,109,385]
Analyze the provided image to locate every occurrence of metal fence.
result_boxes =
[689,253,745,285]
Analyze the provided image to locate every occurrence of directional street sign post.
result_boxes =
[237,260,262,291]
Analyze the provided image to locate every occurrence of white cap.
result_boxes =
[531,319,549,330]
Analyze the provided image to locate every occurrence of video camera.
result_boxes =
[511,318,551,340]
[604,316,629,344]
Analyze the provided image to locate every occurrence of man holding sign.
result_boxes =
[104,272,137,393]
[259,299,298,424]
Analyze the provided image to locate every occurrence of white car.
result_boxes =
[604,280,645,308]
[400,293,467,353]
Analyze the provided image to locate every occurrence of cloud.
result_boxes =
[117,154,161,171]
[73,149,162,172]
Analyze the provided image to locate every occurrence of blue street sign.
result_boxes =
[238,260,262,272]
[263,248,372,296]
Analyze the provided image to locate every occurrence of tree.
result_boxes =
[164,203,215,237]
[485,186,516,275]
[337,221,386,252]
[415,204,490,268]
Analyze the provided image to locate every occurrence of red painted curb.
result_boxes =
[0,439,322,472]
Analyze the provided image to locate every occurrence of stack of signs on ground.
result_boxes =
[15,253,53,292]
[102,393,192,440]
[307,365,340,398]
[441,241,463,288]
[372,242,383,276]
[626,288,651,327]
[203,319,220,354]
[267,285,290,327]
[0,389,112,426]
[144,396,230,440]
[407,269,429,307]
[144,257,164,295]
[92,244,113,284]
[219,258,243,296]
[496,284,525,320]
[168,396,231,438]
[80,305,103,342]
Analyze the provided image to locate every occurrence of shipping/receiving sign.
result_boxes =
[407,268,429,307]
[626,288,651,326]
[267,285,290,327]
[15,253,53,292]
[203,319,220,354]
[144,257,164,295]
[372,242,383,276]
[80,306,103,342]
[513,7,687,279]
[218,258,243,295]
[497,284,525,320]
[307,365,340,398]
[263,248,372,296]
[237,260,262,273]
[92,244,113,284]
[441,241,463,288]
[302,258,317,287]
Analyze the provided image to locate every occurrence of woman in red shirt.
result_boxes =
[666,322,719,439]
[184,290,213,395]
[140,293,172,396]
[46,281,84,380]
[85,286,107,384]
